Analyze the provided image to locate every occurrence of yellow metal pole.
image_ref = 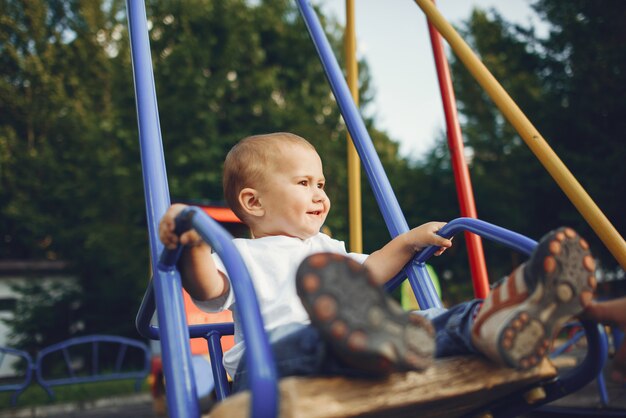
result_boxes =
[345,0,363,253]
[414,0,626,269]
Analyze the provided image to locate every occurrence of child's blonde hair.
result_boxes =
[223,132,316,222]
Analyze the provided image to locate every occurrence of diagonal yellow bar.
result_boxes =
[345,0,363,253]
[414,0,626,269]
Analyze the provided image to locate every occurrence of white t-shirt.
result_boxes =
[192,232,368,378]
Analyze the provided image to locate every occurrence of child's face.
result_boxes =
[254,144,330,239]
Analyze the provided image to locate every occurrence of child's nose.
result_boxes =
[312,188,326,202]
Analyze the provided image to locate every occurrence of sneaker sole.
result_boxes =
[296,253,435,374]
[497,227,597,370]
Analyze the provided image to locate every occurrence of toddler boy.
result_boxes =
[159,132,596,391]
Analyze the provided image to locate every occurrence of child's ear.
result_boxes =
[239,188,264,218]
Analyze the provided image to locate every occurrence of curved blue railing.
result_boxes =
[0,346,34,406]
[134,206,278,418]
[384,217,537,293]
[162,207,278,416]
[548,323,610,408]
[35,335,150,400]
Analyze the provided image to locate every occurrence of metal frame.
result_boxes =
[126,1,200,416]
[35,335,150,400]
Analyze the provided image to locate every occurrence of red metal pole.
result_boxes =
[426,6,490,298]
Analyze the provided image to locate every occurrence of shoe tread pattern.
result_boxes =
[500,227,597,369]
[296,253,435,374]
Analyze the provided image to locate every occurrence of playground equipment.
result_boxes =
[147,203,240,411]
[0,346,33,406]
[0,335,150,406]
[35,335,150,401]
[127,0,612,417]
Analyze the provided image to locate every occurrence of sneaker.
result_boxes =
[472,227,597,370]
[296,252,435,374]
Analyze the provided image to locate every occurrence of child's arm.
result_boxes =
[364,221,452,285]
[583,298,626,375]
[159,204,229,301]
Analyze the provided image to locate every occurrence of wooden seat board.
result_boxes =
[209,355,557,418]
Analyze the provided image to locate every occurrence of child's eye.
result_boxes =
[317,183,325,190]
[299,180,308,186]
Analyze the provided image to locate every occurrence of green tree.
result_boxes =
[1,0,412,349]
[444,1,626,284]
[531,0,626,271]
[1,0,149,347]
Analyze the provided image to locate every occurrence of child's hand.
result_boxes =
[158,204,204,249]
[583,297,626,382]
[363,221,453,284]
[407,221,453,256]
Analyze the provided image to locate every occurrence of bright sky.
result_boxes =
[319,0,543,160]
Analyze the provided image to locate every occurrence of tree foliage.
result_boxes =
[0,0,406,349]
[2,0,624,350]
[1,0,150,347]
[532,0,626,267]
[360,1,626,299]
[444,1,625,285]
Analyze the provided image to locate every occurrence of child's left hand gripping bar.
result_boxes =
[158,207,197,270]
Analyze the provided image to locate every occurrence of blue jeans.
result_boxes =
[232,299,482,392]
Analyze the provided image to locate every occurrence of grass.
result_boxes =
[0,378,150,410]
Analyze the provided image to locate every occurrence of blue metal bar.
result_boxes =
[37,335,150,354]
[596,328,608,408]
[93,341,99,375]
[597,368,609,407]
[136,281,235,340]
[541,321,608,409]
[189,323,234,338]
[0,347,34,406]
[551,331,583,357]
[115,344,128,372]
[157,207,278,418]
[35,335,151,401]
[384,218,536,292]
[550,324,611,407]
[206,331,230,400]
[136,277,237,403]
[295,0,441,309]
[62,348,74,379]
[415,217,537,261]
[136,280,160,339]
[125,1,199,417]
